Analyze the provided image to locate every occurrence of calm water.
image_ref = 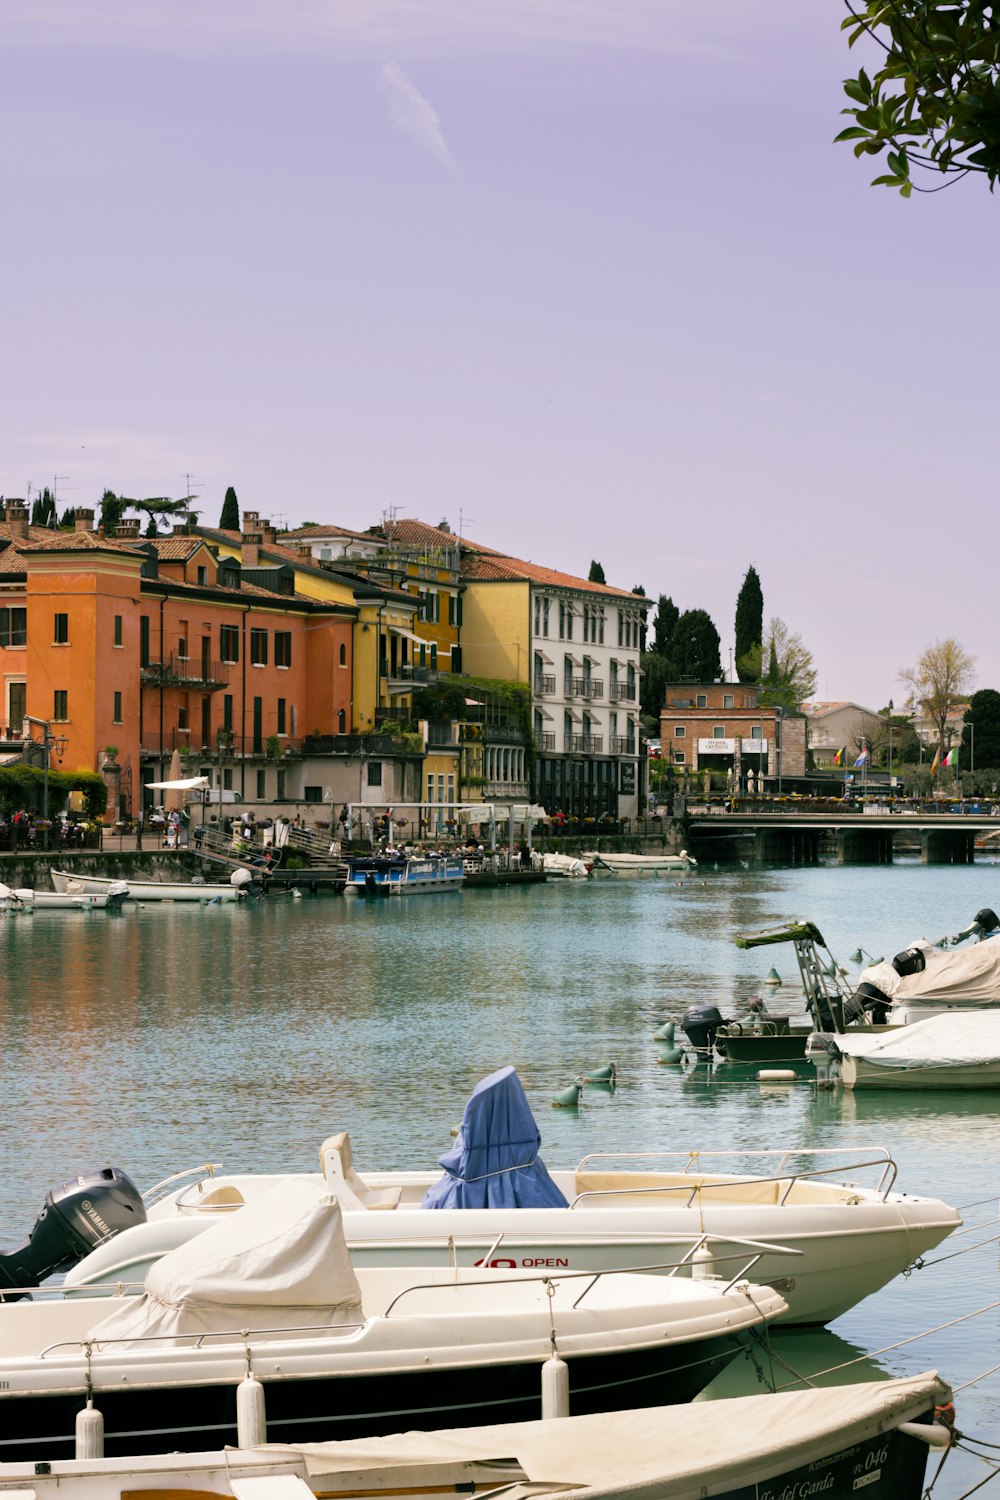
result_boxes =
[2,862,999,1493]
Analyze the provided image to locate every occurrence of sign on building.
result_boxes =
[697,738,735,754]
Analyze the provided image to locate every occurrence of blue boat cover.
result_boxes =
[421,1066,569,1209]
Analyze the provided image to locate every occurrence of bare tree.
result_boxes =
[757,617,817,710]
[899,639,976,763]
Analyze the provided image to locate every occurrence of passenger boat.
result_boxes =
[50,868,253,902]
[585,849,697,873]
[0,1372,953,1500]
[343,854,464,896]
[0,881,127,912]
[45,1069,960,1326]
[541,852,590,877]
[0,1178,787,1462]
[811,1010,1000,1091]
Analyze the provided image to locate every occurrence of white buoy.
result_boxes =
[541,1352,570,1418]
[757,1069,798,1082]
[75,1398,104,1459]
[691,1243,716,1279]
[237,1372,267,1446]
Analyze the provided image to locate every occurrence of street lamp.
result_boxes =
[22,716,69,827]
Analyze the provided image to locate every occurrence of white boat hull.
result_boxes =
[50,869,244,902]
[64,1154,960,1326]
[585,850,696,873]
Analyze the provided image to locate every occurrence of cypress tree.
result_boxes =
[734,565,763,682]
[588,560,606,583]
[219,486,240,530]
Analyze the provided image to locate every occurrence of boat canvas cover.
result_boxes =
[273,1373,949,1492]
[861,939,1000,1006]
[87,1180,363,1347]
[836,1010,1000,1071]
[422,1066,569,1210]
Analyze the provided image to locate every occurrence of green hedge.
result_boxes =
[0,766,107,819]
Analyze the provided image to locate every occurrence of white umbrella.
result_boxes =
[163,750,183,812]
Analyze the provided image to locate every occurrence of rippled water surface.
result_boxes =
[2,862,998,1495]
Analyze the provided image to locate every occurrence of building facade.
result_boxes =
[659,680,806,788]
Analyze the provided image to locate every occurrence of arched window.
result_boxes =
[337,709,346,732]
[339,643,347,666]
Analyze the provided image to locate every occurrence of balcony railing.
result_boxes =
[533,675,556,695]
[610,736,636,755]
[570,734,603,754]
[140,654,231,691]
[539,732,556,751]
[565,678,603,699]
[611,683,636,702]
[141,731,304,757]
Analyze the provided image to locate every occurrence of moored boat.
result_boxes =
[585,849,697,873]
[0,1177,787,1462]
[50,868,253,902]
[0,1371,953,1500]
[47,1068,961,1326]
[343,854,464,896]
[0,881,127,912]
[812,1010,1000,1090]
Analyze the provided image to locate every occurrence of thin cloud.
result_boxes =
[381,61,458,171]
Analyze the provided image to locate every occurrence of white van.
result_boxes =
[198,789,245,804]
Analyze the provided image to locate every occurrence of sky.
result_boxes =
[2,1,998,708]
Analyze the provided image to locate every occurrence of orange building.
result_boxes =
[0,504,356,819]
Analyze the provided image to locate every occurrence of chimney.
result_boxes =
[7,503,28,540]
[115,518,142,541]
[242,511,260,536]
[74,507,95,533]
[243,532,262,568]
[261,519,277,546]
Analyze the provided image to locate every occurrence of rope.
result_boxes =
[954,1359,1000,1395]
[956,1195,1000,1213]
[767,1298,1000,1386]
[910,1230,1000,1271]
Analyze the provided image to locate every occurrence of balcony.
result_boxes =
[570,734,603,754]
[610,736,636,755]
[539,731,556,752]
[611,683,636,702]
[565,677,603,699]
[533,675,556,696]
[140,654,230,691]
[302,732,422,757]
[141,731,304,757]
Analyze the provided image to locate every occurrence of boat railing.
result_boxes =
[381,1234,801,1316]
[572,1148,898,1202]
[142,1163,224,1209]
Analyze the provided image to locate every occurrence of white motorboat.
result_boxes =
[0,1177,788,1463]
[541,852,590,877]
[852,918,1000,1026]
[51,1068,960,1326]
[0,1372,953,1500]
[0,880,127,912]
[585,849,697,873]
[50,867,253,903]
[343,854,464,896]
[812,1011,1000,1091]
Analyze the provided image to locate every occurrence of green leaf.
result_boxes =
[835,126,872,141]
[871,173,906,185]
[844,77,870,104]
[900,181,914,197]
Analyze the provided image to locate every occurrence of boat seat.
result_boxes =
[319,1132,401,1210]
[195,1184,246,1211]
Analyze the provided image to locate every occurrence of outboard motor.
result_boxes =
[891,946,926,978]
[106,880,129,909]
[681,1004,724,1058]
[844,980,891,1027]
[0,1167,146,1300]
[974,908,1000,939]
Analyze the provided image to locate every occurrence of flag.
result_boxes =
[854,747,869,767]
[930,747,941,774]
[832,746,847,767]
[942,747,956,768]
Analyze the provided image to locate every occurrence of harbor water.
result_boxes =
[2,860,999,1494]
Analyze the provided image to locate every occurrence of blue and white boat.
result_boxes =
[344,853,464,896]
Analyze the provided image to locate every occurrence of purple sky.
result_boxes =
[3,2,998,709]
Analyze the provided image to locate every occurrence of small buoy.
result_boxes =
[236,1372,268,1447]
[757,1069,798,1082]
[764,967,782,986]
[449,1123,461,1137]
[691,1243,716,1279]
[541,1352,570,1418]
[76,1398,104,1459]
[551,1083,582,1109]
[653,1022,676,1043]
[584,1063,616,1084]
[291,888,303,900]
[657,1046,684,1065]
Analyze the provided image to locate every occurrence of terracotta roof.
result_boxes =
[460,551,647,601]
[147,536,213,561]
[281,522,372,544]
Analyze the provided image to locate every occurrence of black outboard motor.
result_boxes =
[0,1167,146,1300]
[681,1004,724,1057]
[974,908,1000,938]
[844,980,892,1027]
[892,946,927,978]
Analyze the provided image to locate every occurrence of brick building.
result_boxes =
[659,679,805,790]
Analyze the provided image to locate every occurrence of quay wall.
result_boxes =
[0,850,203,890]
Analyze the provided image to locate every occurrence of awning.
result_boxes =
[0,752,22,766]
[536,650,553,665]
[536,706,553,720]
[388,626,428,647]
[144,776,210,791]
